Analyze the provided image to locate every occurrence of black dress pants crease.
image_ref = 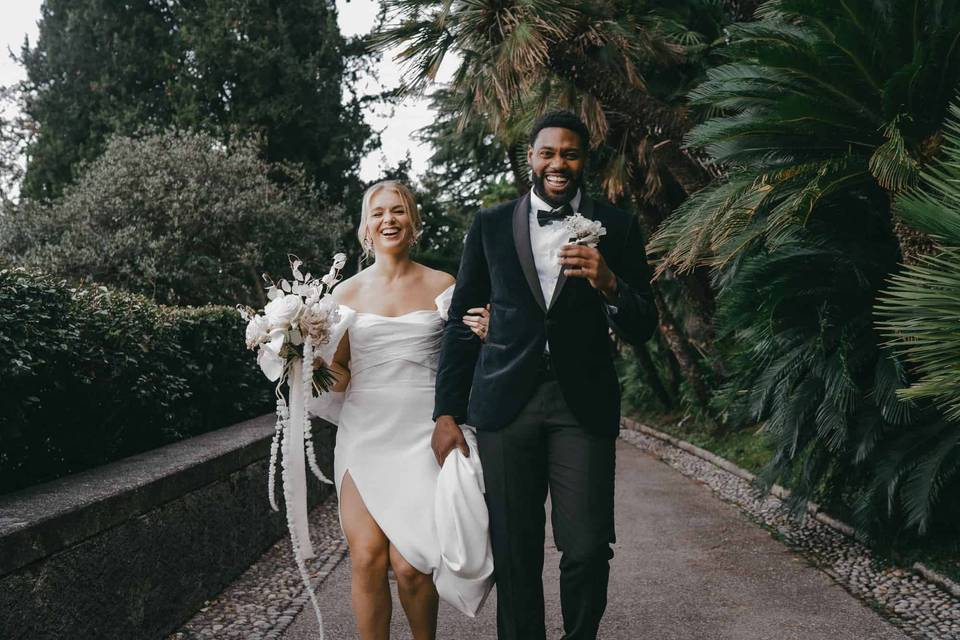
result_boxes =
[477,378,617,640]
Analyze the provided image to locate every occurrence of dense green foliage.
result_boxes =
[869,103,960,538]
[0,267,272,494]
[0,130,349,307]
[631,0,960,546]
[17,0,370,202]
[646,0,960,543]
[878,104,960,423]
[649,0,960,271]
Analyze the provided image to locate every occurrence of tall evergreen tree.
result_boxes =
[170,0,372,203]
[18,0,179,199]
[18,0,372,203]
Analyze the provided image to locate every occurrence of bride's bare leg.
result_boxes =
[340,471,391,640]
[389,544,439,640]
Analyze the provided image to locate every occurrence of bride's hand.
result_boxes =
[463,304,490,340]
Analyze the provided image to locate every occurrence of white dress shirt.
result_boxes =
[529,188,582,307]
[528,189,620,354]
[529,189,582,352]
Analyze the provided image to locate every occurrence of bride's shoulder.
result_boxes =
[331,271,366,306]
[417,263,455,296]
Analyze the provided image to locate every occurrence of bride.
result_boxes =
[309,180,492,640]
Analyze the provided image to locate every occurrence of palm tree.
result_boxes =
[878,102,960,422]
[648,0,960,274]
[374,0,742,412]
[869,102,960,537]
[376,0,728,204]
[647,0,960,538]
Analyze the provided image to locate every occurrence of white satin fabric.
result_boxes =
[308,284,493,617]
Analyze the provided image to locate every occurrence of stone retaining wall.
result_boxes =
[0,414,335,640]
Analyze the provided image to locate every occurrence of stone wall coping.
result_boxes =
[0,413,277,576]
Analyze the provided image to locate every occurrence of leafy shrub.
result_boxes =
[0,267,273,494]
[0,129,349,307]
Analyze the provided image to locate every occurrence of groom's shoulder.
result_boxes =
[479,197,520,219]
[468,197,520,234]
[592,198,631,221]
[591,199,635,233]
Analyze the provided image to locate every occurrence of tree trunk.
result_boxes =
[892,215,939,266]
[507,141,531,196]
[658,330,683,399]
[633,341,675,409]
[651,139,713,196]
[652,285,714,413]
[248,263,267,307]
[633,200,716,350]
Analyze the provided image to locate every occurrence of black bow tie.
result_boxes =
[536,203,574,227]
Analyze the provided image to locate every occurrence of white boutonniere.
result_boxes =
[562,213,606,248]
[555,213,607,266]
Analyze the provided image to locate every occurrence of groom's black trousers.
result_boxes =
[476,373,616,640]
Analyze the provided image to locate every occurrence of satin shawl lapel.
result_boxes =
[512,193,547,313]
[547,193,596,310]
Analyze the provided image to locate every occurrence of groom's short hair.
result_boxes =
[528,111,590,151]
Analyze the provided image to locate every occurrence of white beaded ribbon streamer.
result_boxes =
[267,345,334,639]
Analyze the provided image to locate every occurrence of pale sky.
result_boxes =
[0,0,453,186]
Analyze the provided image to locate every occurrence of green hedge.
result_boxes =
[0,267,273,494]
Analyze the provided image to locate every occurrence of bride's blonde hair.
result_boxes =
[357,180,423,258]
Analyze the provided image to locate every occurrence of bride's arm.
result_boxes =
[326,332,351,392]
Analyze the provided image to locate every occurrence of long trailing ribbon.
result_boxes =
[267,338,335,638]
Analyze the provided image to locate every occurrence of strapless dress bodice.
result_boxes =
[347,310,443,390]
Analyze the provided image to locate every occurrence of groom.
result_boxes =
[432,110,658,640]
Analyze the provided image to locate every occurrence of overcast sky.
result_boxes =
[0,0,453,185]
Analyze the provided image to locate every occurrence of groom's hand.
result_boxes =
[559,244,618,302]
[432,415,469,466]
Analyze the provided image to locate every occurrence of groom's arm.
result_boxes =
[601,214,658,347]
[433,211,491,425]
[559,213,658,347]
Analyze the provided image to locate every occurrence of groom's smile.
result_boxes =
[528,126,586,207]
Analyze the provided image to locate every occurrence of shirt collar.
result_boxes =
[530,188,582,215]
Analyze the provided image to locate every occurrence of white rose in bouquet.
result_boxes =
[244,315,270,350]
[264,293,304,330]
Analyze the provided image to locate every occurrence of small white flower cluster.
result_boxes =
[562,213,607,248]
[238,253,347,382]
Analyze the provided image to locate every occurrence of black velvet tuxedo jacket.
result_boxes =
[433,192,658,437]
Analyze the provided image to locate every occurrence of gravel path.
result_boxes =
[280,439,907,639]
[618,427,960,640]
[167,497,348,640]
[170,425,960,639]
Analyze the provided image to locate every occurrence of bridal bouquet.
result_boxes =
[236,252,347,640]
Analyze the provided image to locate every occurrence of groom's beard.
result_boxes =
[531,169,583,208]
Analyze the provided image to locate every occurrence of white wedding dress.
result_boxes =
[308,285,493,617]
